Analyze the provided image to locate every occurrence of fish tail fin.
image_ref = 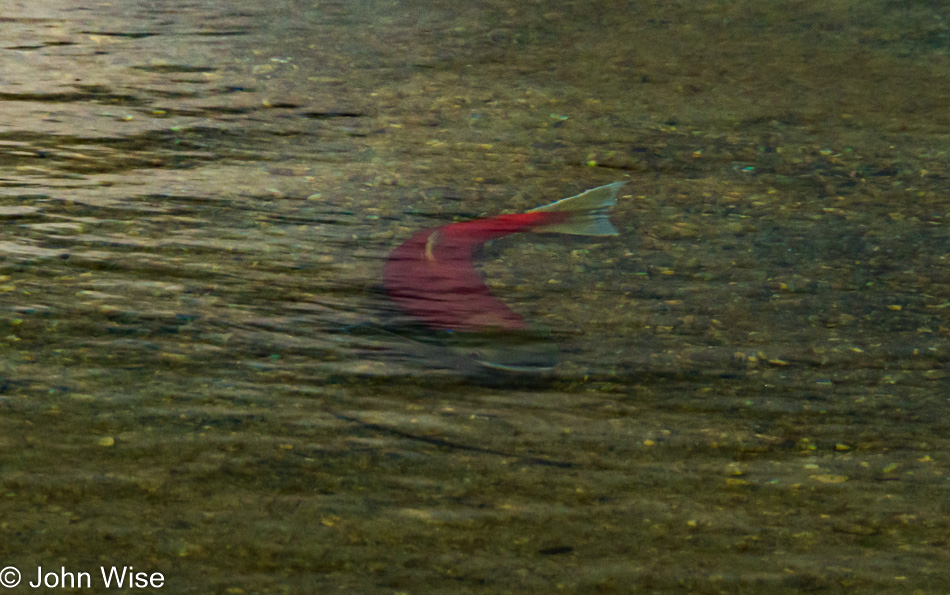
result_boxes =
[528,181,626,236]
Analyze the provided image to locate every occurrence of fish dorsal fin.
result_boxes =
[424,230,443,262]
[528,181,626,236]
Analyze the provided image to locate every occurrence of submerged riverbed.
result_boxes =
[1,0,949,592]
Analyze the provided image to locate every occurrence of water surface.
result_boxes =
[2,0,949,592]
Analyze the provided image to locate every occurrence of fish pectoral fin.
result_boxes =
[528,181,626,236]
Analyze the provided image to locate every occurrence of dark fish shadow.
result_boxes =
[342,317,562,388]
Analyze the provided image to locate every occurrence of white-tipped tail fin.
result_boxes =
[528,181,626,236]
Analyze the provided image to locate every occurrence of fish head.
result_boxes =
[440,326,559,374]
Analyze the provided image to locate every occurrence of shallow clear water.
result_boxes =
[2,0,950,592]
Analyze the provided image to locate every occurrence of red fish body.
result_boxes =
[383,211,569,332]
[382,182,625,335]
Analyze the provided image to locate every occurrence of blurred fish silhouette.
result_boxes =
[381,182,626,374]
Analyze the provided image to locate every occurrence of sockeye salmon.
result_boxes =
[382,182,626,372]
